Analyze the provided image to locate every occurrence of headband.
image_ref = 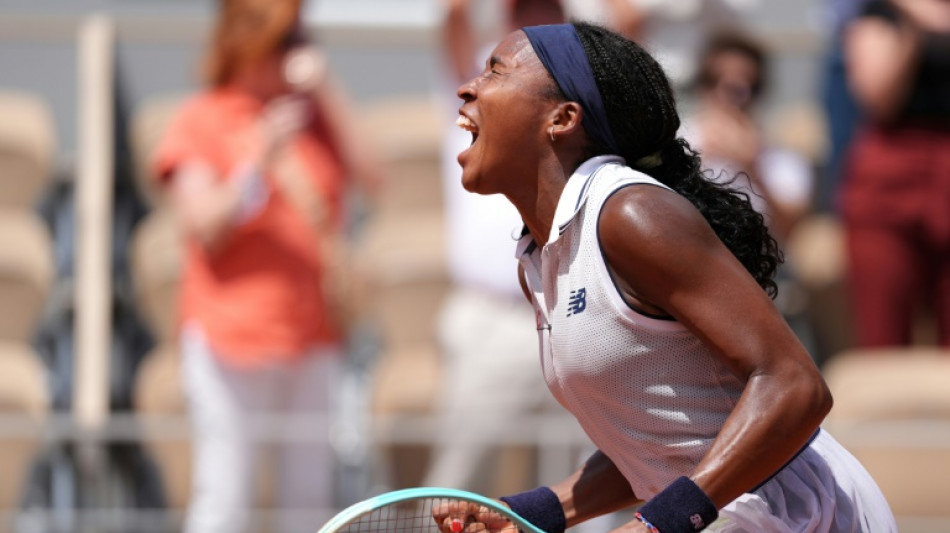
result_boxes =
[523,24,621,155]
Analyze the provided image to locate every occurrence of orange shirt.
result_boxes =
[153,88,346,367]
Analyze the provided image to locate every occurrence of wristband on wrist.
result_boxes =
[637,477,718,533]
[499,486,566,533]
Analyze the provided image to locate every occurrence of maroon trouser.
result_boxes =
[841,125,950,347]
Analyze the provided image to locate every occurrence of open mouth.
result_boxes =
[456,114,479,144]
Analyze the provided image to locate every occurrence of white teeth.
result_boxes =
[456,115,478,132]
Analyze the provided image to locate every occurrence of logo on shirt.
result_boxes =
[566,288,587,317]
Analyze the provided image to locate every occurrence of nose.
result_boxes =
[457,75,478,102]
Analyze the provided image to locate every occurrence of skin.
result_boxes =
[844,0,950,123]
[442,0,645,88]
[449,30,833,533]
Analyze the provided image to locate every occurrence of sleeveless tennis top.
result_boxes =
[516,155,745,500]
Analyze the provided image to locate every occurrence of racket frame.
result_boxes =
[317,487,548,533]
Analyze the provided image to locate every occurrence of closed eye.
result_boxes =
[488,56,508,76]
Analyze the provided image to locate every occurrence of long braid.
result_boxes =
[572,21,782,298]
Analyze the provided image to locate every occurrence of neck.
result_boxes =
[509,151,584,246]
[232,65,284,102]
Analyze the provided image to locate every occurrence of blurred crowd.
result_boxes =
[0,0,948,531]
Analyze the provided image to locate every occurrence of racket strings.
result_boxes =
[336,497,458,533]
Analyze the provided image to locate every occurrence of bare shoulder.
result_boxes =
[598,183,719,258]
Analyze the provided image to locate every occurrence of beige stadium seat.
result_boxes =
[784,214,853,363]
[129,94,186,209]
[823,348,950,532]
[129,207,182,344]
[0,90,55,514]
[0,91,55,209]
[0,209,55,344]
[0,211,52,512]
[0,341,49,510]
[133,343,190,510]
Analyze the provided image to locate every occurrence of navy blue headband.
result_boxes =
[523,24,620,155]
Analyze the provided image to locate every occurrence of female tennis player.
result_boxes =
[442,21,897,533]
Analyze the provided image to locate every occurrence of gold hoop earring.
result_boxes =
[548,127,555,142]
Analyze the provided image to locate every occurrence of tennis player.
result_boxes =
[444,21,897,533]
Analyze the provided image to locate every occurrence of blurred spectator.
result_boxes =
[682,29,815,244]
[423,0,568,496]
[151,0,380,531]
[839,0,950,347]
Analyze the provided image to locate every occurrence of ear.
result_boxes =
[548,101,584,141]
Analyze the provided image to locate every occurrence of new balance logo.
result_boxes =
[690,514,705,529]
[567,288,587,316]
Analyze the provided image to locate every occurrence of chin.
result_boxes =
[459,169,482,194]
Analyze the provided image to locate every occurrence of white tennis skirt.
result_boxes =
[708,429,897,532]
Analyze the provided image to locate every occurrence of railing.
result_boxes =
[0,408,594,533]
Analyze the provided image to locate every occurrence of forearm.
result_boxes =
[443,0,476,84]
[845,18,920,122]
[553,450,639,528]
[602,0,646,40]
[175,182,241,250]
[691,363,831,509]
[171,160,265,251]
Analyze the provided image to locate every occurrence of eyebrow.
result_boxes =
[489,55,504,68]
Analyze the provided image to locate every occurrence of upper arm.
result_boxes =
[442,0,477,84]
[152,97,211,187]
[598,185,812,381]
[843,12,917,120]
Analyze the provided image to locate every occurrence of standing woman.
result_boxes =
[840,0,950,347]
[152,0,381,532]
[441,22,896,533]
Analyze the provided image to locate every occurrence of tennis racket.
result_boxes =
[316,487,547,533]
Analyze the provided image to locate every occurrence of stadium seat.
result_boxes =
[0,91,56,210]
[0,91,55,515]
[0,210,55,344]
[0,341,50,510]
[132,343,190,510]
[784,214,853,365]
[129,207,182,344]
[823,348,950,532]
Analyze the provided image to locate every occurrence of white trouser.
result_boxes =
[424,288,559,494]
[180,324,342,533]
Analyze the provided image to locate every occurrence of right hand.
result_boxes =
[259,94,311,165]
[432,501,520,533]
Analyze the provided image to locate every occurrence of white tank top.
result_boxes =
[517,155,745,500]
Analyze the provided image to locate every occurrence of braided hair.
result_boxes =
[571,21,782,298]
